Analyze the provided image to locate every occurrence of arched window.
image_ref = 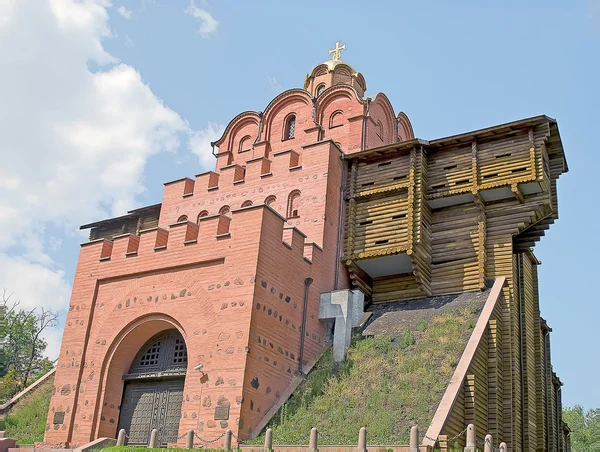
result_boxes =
[286,190,301,219]
[376,120,383,140]
[238,135,252,153]
[197,211,208,222]
[283,114,296,140]
[264,195,277,207]
[316,84,326,97]
[241,200,253,208]
[329,110,344,129]
[219,205,230,215]
[177,215,188,222]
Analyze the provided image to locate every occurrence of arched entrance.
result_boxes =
[117,329,187,446]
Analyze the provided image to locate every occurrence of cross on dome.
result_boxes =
[328,41,346,61]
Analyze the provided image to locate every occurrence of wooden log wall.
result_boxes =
[439,261,562,451]
[344,117,568,451]
[354,154,410,197]
[518,253,539,451]
[371,273,424,304]
[351,191,410,258]
[430,203,482,295]
[428,143,473,197]
[411,147,432,295]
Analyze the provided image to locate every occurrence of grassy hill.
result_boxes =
[4,374,54,444]
[248,293,485,445]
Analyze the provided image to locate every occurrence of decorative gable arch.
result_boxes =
[214,111,261,152]
[260,89,312,142]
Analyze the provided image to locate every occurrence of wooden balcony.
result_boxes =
[343,116,567,303]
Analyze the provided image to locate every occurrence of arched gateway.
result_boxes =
[117,329,187,446]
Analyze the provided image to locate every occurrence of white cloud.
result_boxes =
[184,1,218,37]
[0,0,196,360]
[124,33,134,47]
[188,122,225,169]
[0,254,72,359]
[267,75,282,93]
[117,6,132,19]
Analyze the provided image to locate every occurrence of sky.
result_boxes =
[0,0,598,409]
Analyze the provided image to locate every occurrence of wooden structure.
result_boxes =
[345,115,569,451]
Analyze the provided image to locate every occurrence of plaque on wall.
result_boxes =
[214,405,230,420]
[53,411,65,424]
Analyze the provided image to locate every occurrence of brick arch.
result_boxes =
[397,111,415,142]
[366,93,397,147]
[219,205,230,215]
[241,200,253,208]
[264,195,277,206]
[329,110,344,129]
[260,89,312,142]
[197,210,208,222]
[286,190,301,219]
[315,85,363,124]
[92,314,188,439]
[213,111,260,151]
[177,215,188,222]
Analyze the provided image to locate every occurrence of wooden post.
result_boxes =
[438,434,448,452]
[309,427,318,451]
[149,428,158,448]
[116,429,126,446]
[264,428,273,451]
[409,426,418,452]
[499,442,507,452]
[464,424,475,452]
[186,429,194,449]
[358,427,367,452]
[484,434,492,452]
[223,429,232,451]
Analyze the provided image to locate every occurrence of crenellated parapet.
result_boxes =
[80,205,322,269]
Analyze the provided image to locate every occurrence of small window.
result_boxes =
[329,110,343,129]
[316,84,326,97]
[177,215,188,222]
[283,115,296,140]
[197,211,209,222]
[238,135,252,153]
[286,190,301,219]
[376,120,383,140]
[241,200,253,208]
[265,195,277,206]
[219,205,230,215]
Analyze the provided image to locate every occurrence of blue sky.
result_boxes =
[0,0,598,409]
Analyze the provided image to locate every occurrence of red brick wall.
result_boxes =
[46,77,407,446]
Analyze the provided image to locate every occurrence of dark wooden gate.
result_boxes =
[117,329,187,447]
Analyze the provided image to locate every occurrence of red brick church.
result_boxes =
[46,44,569,451]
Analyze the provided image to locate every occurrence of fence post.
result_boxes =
[116,429,126,446]
[186,429,194,449]
[309,427,318,452]
[358,427,367,452]
[149,428,158,448]
[409,426,418,452]
[464,424,475,452]
[223,429,232,451]
[483,434,492,452]
[265,428,273,451]
[499,442,507,452]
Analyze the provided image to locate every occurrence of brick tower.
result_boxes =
[45,45,412,447]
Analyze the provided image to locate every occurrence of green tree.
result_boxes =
[1,288,58,399]
[562,405,599,450]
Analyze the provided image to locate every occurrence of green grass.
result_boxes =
[4,375,54,444]
[247,305,480,446]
